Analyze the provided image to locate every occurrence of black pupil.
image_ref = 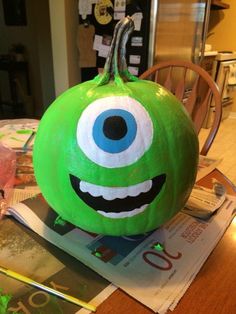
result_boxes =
[103,116,127,140]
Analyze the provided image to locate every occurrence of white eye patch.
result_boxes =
[77,95,153,168]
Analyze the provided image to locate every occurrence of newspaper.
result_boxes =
[183,180,226,219]
[6,194,236,313]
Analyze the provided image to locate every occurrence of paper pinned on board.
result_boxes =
[78,0,93,19]
[114,0,126,20]
[131,12,143,31]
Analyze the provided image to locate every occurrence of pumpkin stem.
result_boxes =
[95,16,137,86]
[117,17,138,82]
[94,18,122,85]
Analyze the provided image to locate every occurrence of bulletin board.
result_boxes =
[77,0,151,82]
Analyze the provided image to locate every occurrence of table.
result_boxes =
[1,162,235,313]
[94,169,236,314]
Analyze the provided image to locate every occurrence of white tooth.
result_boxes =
[97,204,148,218]
[80,180,152,200]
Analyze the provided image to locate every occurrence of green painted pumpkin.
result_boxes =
[33,17,199,236]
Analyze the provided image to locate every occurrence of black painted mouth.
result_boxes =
[69,174,166,214]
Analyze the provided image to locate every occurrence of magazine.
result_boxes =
[0,218,116,314]
[5,192,236,314]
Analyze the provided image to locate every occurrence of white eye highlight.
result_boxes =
[77,96,153,168]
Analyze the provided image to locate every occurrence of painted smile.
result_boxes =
[69,174,166,219]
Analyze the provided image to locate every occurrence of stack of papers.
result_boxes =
[0,122,38,151]
[183,181,226,219]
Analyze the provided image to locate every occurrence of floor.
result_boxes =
[199,114,236,185]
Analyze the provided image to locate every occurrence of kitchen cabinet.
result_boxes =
[201,55,217,75]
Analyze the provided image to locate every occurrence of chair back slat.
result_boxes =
[192,89,212,134]
[154,71,159,83]
[175,76,185,101]
[185,75,200,115]
[163,66,173,91]
[174,67,187,100]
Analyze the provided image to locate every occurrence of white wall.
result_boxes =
[33,0,55,112]
[49,0,80,97]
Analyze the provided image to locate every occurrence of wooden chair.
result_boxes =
[139,60,222,156]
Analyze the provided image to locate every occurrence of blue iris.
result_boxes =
[92,109,137,153]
